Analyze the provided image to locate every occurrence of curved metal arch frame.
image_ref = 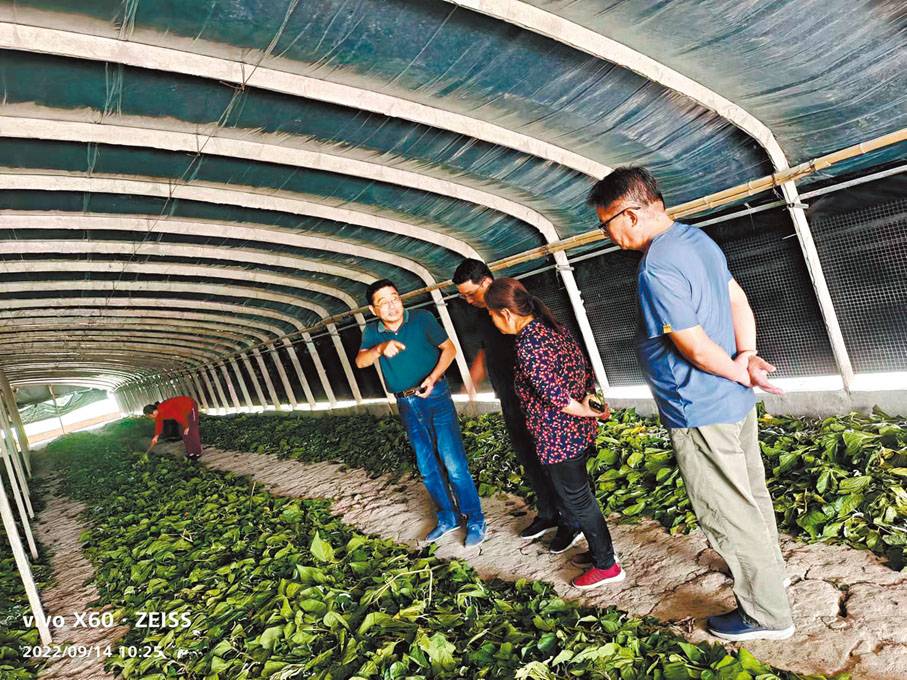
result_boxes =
[0,329,244,354]
[4,316,273,344]
[6,255,389,403]
[0,299,305,340]
[1,114,611,387]
[0,21,609,177]
[9,377,121,390]
[0,297,317,343]
[0,255,363,310]
[1,113,564,242]
[0,315,270,346]
[445,0,854,389]
[0,277,362,403]
[0,212,476,397]
[0,296,334,405]
[0,8,854,394]
[0,281,344,407]
[0,279,329,324]
[0,172,482,261]
[8,355,202,372]
[4,341,217,363]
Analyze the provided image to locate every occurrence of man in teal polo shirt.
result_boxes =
[587,167,793,642]
[356,279,486,547]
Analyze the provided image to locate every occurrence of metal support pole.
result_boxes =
[0,403,37,558]
[176,373,196,402]
[431,289,475,398]
[267,347,297,409]
[207,367,230,413]
[241,353,268,410]
[199,369,221,413]
[0,369,30,475]
[779,182,855,390]
[0,470,51,644]
[229,358,255,410]
[555,252,610,392]
[219,363,242,412]
[281,338,315,407]
[47,385,66,437]
[0,402,33,519]
[189,371,211,413]
[252,348,281,409]
[303,334,336,407]
[328,323,363,404]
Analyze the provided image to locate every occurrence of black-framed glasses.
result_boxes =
[597,206,639,232]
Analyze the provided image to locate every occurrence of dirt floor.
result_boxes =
[29,441,907,679]
[31,476,126,679]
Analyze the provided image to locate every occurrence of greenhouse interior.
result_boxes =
[0,0,905,678]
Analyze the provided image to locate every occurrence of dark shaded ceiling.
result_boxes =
[0,0,904,391]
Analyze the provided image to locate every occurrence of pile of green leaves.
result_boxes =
[200,412,530,497]
[0,471,51,680]
[201,406,907,570]
[47,422,834,680]
[759,408,907,570]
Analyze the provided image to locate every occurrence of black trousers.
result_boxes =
[545,445,615,569]
[499,392,578,527]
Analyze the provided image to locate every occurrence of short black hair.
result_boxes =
[143,403,159,415]
[587,166,664,210]
[365,278,397,306]
[452,259,493,285]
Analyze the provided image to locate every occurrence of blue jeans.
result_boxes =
[397,378,484,526]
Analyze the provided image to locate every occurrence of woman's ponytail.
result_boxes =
[530,295,564,333]
[485,278,564,332]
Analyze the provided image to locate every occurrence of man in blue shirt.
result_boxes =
[587,167,793,642]
[356,279,486,548]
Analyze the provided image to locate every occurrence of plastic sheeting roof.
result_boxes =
[0,0,904,389]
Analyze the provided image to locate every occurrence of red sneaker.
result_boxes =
[571,563,626,590]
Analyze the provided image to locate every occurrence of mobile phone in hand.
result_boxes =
[588,397,606,413]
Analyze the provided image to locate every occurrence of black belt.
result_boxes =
[394,377,444,398]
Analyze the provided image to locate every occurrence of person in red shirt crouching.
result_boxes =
[144,396,202,460]
[485,277,624,590]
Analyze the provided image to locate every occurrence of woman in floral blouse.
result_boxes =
[485,277,625,589]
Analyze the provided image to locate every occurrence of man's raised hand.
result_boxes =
[381,340,406,357]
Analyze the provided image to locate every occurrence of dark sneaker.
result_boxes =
[570,551,593,568]
[425,523,458,542]
[549,527,583,554]
[571,562,626,589]
[570,549,621,568]
[707,609,795,641]
[520,516,558,540]
[464,522,486,548]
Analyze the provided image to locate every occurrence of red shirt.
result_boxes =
[514,319,597,464]
[154,397,197,436]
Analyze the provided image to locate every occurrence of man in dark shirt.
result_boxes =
[453,259,580,553]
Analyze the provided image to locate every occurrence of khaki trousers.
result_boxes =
[669,408,793,629]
